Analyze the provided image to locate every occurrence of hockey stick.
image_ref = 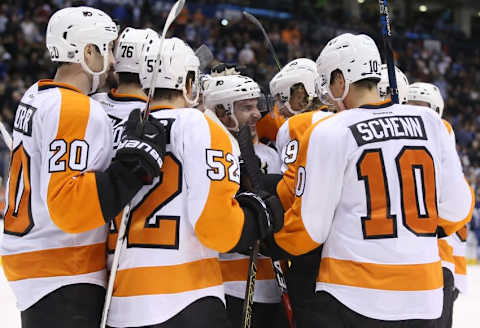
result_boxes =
[195,44,214,72]
[241,11,295,328]
[237,125,295,328]
[100,1,185,327]
[378,0,399,104]
[243,11,282,72]
[0,122,12,151]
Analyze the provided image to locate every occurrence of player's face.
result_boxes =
[274,95,293,118]
[290,85,308,112]
[234,98,261,134]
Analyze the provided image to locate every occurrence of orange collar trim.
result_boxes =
[108,89,147,102]
[359,100,393,109]
[150,105,175,112]
[38,79,83,94]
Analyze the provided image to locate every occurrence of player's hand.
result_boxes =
[236,191,284,240]
[115,108,166,184]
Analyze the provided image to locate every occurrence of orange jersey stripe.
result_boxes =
[438,239,454,264]
[113,258,223,297]
[275,115,337,255]
[442,119,453,135]
[47,88,105,233]
[256,104,286,142]
[194,117,244,253]
[318,258,443,291]
[438,183,475,236]
[454,256,467,275]
[221,258,275,282]
[2,243,106,281]
[287,111,315,141]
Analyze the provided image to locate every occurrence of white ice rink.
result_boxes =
[0,263,479,327]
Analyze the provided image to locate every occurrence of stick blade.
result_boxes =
[195,44,214,71]
[163,0,186,37]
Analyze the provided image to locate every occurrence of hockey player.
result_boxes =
[377,64,410,104]
[272,58,332,174]
[408,82,467,328]
[202,74,285,328]
[105,34,283,328]
[268,58,332,326]
[272,33,474,327]
[91,27,156,262]
[0,7,166,328]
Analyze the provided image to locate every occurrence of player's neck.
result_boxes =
[345,87,383,109]
[53,65,91,95]
[116,84,146,98]
[151,96,187,109]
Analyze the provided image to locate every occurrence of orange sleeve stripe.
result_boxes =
[113,258,223,297]
[194,117,244,253]
[2,243,106,281]
[318,258,443,291]
[453,256,467,275]
[438,239,454,264]
[288,112,314,140]
[438,184,475,236]
[47,89,105,233]
[220,258,275,282]
[275,114,336,255]
[442,119,453,135]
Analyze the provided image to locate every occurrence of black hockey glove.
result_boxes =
[236,191,284,240]
[115,108,166,184]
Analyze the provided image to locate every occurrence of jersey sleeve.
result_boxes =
[274,117,344,256]
[43,90,113,234]
[438,118,474,236]
[182,112,245,253]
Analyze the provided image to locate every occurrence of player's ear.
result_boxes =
[330,70,346,98]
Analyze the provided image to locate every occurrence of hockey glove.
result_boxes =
[236,191,284,240]
[115,108,166,184]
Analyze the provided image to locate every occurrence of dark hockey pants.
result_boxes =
[21,283,105,328]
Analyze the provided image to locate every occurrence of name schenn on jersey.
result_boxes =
[349,115,427,146]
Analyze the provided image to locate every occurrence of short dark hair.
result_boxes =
[118,72,141,86]
[352,78,379,91]
[147,71,196,103]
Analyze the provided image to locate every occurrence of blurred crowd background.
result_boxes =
[0,0,479,258]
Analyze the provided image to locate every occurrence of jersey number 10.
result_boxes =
[357,146,438,239]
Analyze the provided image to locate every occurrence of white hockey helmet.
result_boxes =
[46,7,118,93]
[378,64,410,104]
[316,33,382,104]
[140,35,200,106]
[115,27,156,74]
[203,75,262,132]
[408,82,445,117]
[269,58,319,115]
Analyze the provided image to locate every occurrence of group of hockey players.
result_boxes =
[0,5,473,328]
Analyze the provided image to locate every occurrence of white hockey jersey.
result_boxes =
[276,109,332,173]
[107,105,247,327]
[91,89,146,154]
[437,120,468,293]
[91,89,146,267]
[0,80,113,310]
[275,101,474,321]
[220,141,282,304]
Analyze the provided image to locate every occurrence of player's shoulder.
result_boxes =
[442,119,454,135]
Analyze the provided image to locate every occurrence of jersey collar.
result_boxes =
[150,105,175,113]
[108,89,147,102]
[38,79,83,94]
[358,100,393,110]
